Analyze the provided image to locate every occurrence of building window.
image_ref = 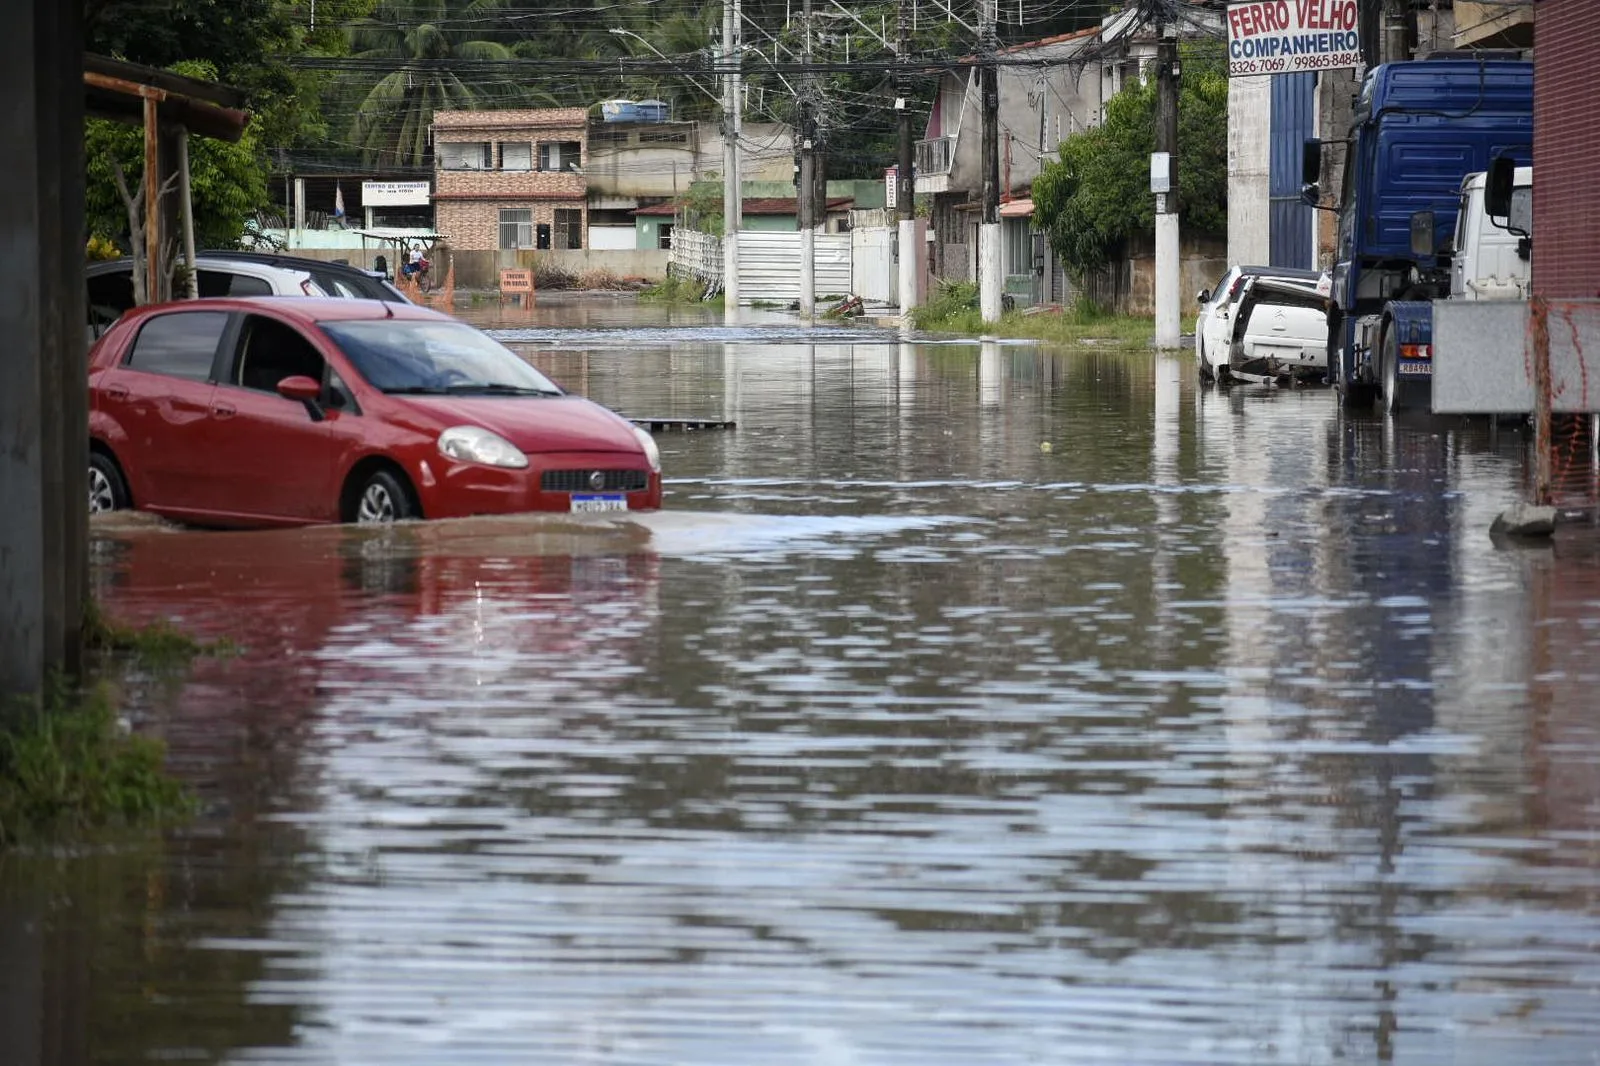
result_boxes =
[639,129,688,146]
[499,208,533,249]
[539,141,582,172]
[500,143,532,171]
[657,223,674,250]
[439,142,492,170]
[1004,218,1033,276]
[554,208,583,249]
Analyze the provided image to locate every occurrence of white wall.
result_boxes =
[1228,75,1272,267]
[588,225,637,251]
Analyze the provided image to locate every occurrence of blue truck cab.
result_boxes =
[1304,56,1532,409]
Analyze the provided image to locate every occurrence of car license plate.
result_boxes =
[1398,361,1433,376]
[570,493,627,513]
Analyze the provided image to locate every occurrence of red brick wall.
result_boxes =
[1533,0,1600,298]
[435,170,586,200]
[436,201,588,252]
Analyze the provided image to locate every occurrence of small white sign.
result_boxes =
[361,180,432,206]
[885,166,898,210]
[1150,152,1171,194]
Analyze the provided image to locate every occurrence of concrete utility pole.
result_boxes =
[799,0,816,318]
[978,0,1002,324]
[1,0,87,698]
[1382,0,1409,63]
[722,0,742,319]
[896,0,919,316]
[1152,22,1181,349]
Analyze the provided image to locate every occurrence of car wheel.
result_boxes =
[88,451,129,514]
[354,469,417,524]
[1197,341,1215,385]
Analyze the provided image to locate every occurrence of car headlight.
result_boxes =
[631,425,661,473]
[437,426,528,469]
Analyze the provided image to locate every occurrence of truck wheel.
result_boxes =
[1340,380,1376,410]
[1380,325,1423,414]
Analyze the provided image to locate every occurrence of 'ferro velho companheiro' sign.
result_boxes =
[1227,0,1361,77]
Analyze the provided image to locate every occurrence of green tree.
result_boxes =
[84,0,370,152]
[1033,46,1228,274]
[85,62,271,273]
[344,0,521,166]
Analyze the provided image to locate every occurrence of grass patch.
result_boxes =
[639,273,721,305]
[0,682,194,847]
[911,283,1154,348]
[83,600,235,667]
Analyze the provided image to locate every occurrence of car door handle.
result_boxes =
[212,401,236,419]
[104,385,129,400]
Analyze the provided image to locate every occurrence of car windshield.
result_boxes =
[320,320,562,396]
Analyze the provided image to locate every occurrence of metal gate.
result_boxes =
[1269,72,1317,269]
[851,226,896,304]
[737,231,852,304]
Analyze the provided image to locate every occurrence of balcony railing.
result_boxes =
[915,136,955,177]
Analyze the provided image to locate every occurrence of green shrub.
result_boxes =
[909,279,979,330]
[0,683,193,847]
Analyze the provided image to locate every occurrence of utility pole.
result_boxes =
[1152,19,1181,349]
[978,0,1001,323]
[1382,0,1409,62]
[722,0,742,320]
[799,0,816,319]
[896,0,918,315]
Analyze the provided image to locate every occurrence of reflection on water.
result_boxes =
[5,300,1599,1065]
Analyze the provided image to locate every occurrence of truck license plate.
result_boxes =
[570,494,627,513]
[1398,361,1433,376]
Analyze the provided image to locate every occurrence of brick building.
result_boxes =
[432,108,589,252]
[1532,0,1599,299]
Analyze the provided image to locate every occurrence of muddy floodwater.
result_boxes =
[5,297,1600,1065]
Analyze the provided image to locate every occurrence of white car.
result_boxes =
[1195,265,1324,383]
[87,256,330,340]
[1220,275,1331,386]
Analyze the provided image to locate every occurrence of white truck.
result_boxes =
[1368,163,1533,412]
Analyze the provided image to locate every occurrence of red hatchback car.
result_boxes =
[88,298,662,527]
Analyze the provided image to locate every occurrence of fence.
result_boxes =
[668,228,724,293]
[669,228,854,305]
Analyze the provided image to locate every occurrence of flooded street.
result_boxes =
[7,297,1600,1064]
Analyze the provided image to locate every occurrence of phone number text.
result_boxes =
[1230,52,1359,76]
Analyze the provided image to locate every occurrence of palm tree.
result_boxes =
[345,0,519,167]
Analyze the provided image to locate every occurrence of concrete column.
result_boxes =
[0,905,43,1066]
[0,0,86,697]
[1228,74,1272,267]
[1154,212,1181,348]
[978,222,1002,323]
[898,218,921,315]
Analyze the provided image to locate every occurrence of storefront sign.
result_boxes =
[361,181,432,206]
[1226,0,1361,77]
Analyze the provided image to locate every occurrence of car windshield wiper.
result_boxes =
[440,383,562,396]
[381,383,561,396]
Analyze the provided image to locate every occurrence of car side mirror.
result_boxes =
[1485,156,1515,218]
[1301,138,1322,185]
[1196,288,1211,305]
[277,375,327,422]
[1409,210,1436,258]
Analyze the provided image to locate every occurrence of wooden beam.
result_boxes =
[84,70,166,101]
[143,93,159,303]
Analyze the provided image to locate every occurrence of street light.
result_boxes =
[607,28,719,106]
